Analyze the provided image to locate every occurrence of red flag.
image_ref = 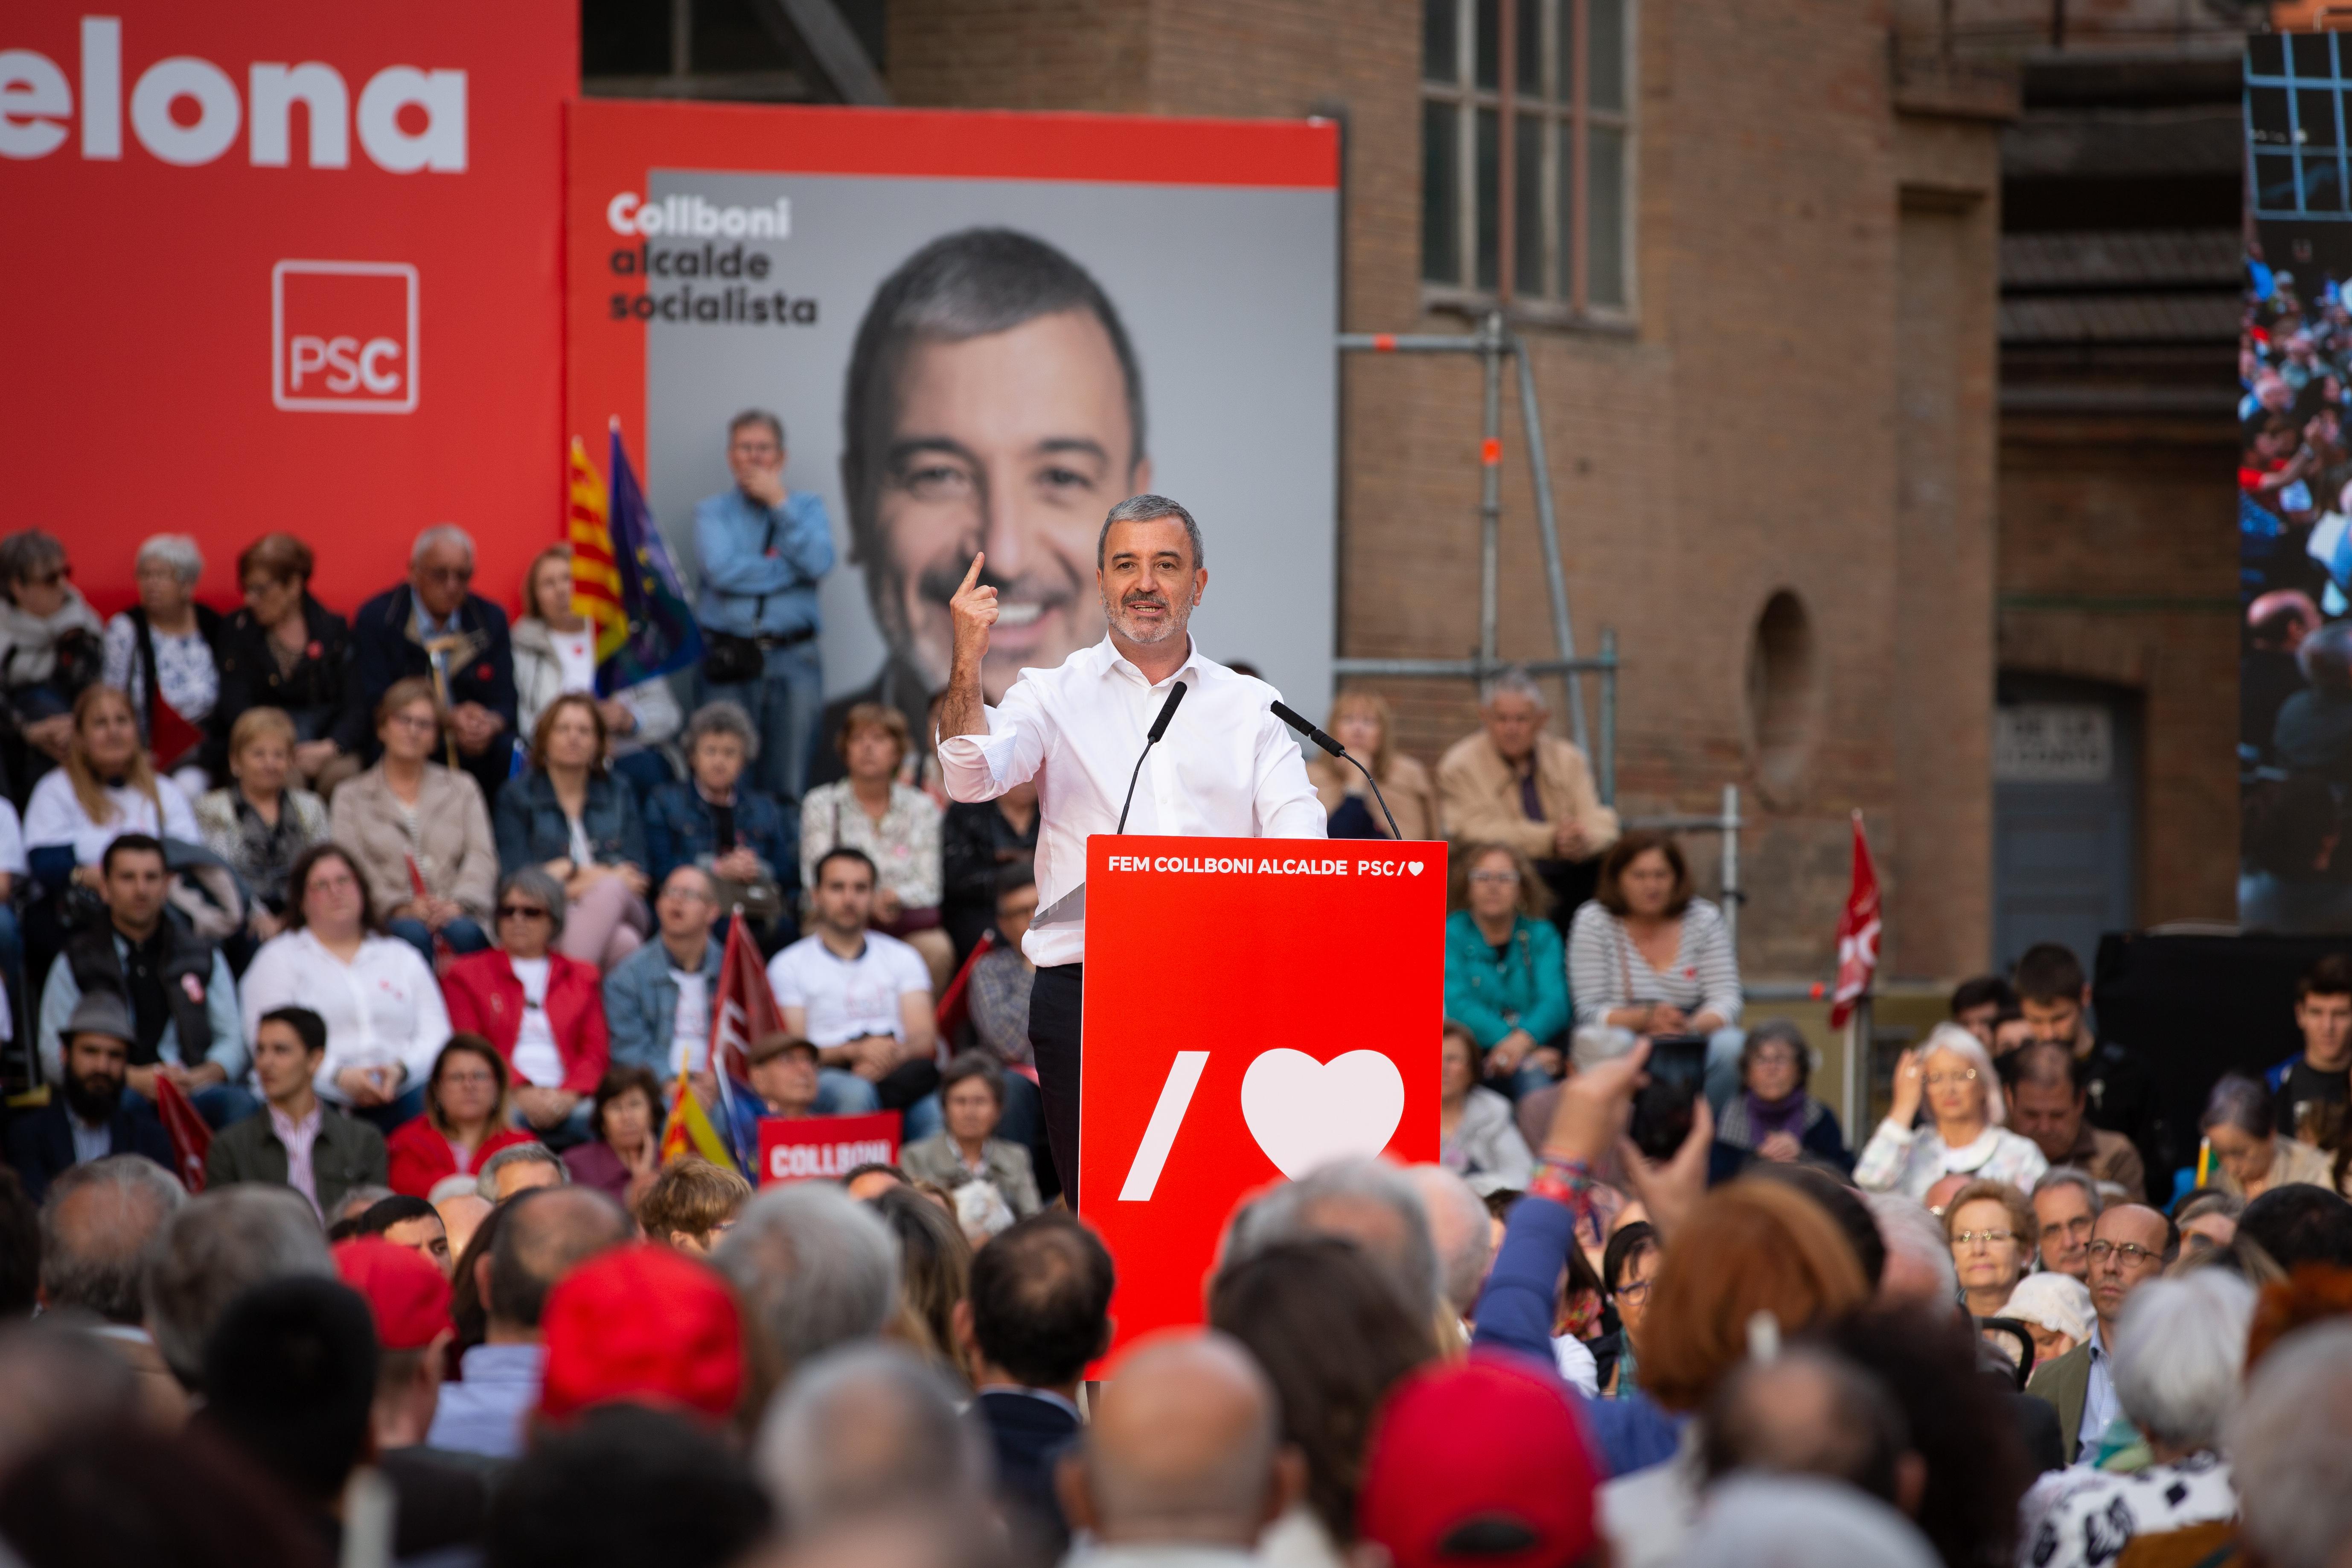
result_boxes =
[713,913,781,1087]
[153,1074,210,1193]
[1828,811,1881,1030]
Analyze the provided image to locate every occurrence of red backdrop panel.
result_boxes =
[1081,835,1445,1359]
[0,3,573,617]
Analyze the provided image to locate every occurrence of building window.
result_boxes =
[1421,0,1633,315]
[2248,32,2352,222]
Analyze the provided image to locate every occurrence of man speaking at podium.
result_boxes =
[935,494,1326,1206]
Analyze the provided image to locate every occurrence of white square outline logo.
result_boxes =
[271,260,419,414]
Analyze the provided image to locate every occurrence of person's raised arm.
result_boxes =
[935,554,995,745]
[934,555,1048,806]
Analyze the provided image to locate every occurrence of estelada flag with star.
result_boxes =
[1828,810,1881,1030]
[568,421,703,695]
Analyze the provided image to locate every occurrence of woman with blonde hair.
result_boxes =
[509,543,682,803]
[801,701,949,990]
[194,706,330,940]
[23,684,199,887]
[1310,688,1437,840]
[1855,1022,2048,1200]
[1942,1177,2038,1321]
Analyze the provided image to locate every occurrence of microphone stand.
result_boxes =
[1269,702,1403,840]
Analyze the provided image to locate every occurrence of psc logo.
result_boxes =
[272,260,417,413]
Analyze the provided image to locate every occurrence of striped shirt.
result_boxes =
[1566,899,1743,1030]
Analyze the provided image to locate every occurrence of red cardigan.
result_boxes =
[440,949,611,1096]
[386,1119,537,1199]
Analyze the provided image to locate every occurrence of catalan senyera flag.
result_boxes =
[568,422,704,697]
[659,1071,736,1169]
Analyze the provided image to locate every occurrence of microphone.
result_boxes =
[1116,681,1188,834]
[1270,699,1404,841]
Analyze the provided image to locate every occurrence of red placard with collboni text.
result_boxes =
[1081,836,1445,1359]
[758,1112,901,1187]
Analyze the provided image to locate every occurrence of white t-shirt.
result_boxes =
[767,931,931,1048]
[670,970,709,1074]
[552,627,597,694]
[508,957,564,1086]
[23,770,199,865]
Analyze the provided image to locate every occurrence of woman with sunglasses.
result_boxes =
[385,1034,538,1197]
[440,867,610,1143]
[1855,1021,2048,1200]
[0,529,104,779]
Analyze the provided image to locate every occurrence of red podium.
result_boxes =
[1080,835,1446,1357]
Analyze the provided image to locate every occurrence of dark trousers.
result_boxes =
[1028,963,1084,1210]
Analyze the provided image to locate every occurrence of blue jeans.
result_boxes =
[702,638,824,800]
[385,915,491,969]
[125,1082,261,1131]
[817,1068,881,1115]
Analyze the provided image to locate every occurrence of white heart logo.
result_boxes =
[1239,1049,1407,1178]
[1407,861,1424,876]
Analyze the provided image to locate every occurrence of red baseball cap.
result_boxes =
[331,1238,452,1352]
[538,1242,745,1425]
[1358,1352,1599,1568]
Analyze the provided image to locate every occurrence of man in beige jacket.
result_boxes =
[1437,667,1618,919]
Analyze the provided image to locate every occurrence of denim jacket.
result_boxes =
[602,932,719,1075]
[493,770,649,876]
[641,779,798,891]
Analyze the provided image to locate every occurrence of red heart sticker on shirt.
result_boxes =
[475,663,492,680]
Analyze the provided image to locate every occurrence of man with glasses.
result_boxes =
[2030,1168,2102,1281]
[349,524,518,809]
[2025,1201,2174,1463]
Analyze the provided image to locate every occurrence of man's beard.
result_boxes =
[63,1070,123,1123]
[1105,591,1188,648]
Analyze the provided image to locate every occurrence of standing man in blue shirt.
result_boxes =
[694,410,835,800]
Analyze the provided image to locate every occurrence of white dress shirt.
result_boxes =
[936,636,1324,966]
[240,929,451,1104]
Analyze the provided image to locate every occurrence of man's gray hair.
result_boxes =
[1479,665,1548,711]
[2231,1321,2352,1568]
[40,1156,186,1325]
[410,524,477,567]
[498,867,569,940]
[2031,1166,2104,1218]
[755,1343,989,1536]
[1404,1164,1493,1318]
[1224,1158,1441,1317]
[1097,493,1204,572]
[144,1187,334,1388]
[2110,1270,2253,1453]
[477,1142,568,1202]
[713,1182,899,1375]
[134,533,205,587]
[730,408,785,448]
[1864,1191,1957,1302]
[683,698,760,762]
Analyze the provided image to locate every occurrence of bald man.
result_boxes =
[1058,1332,1301,1562]
[2026,1201,2173,1463]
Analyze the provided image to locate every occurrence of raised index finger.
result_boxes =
[958,553,986,594]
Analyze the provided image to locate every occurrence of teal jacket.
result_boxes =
[1444,912,1570,1049]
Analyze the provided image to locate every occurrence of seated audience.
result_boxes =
[712,1181,898,1382]
[1438,1019,1534,1195]
[350,524,517,808]
[636,1156,753,1253]
[940,778,1038,961]
[207,1005,390,1221]
[0,528,103,783]
[35,833,246,1127]
[769,848,938,1114]
[443,867,611,1140]
[2017,1271,2252,1568]
[2006,1039,2148,1199]
[2271,951,2352,1148]
[477,1141,568,1203]
[1941,1178,2035,1321]
[510,544,681,802]
[100,533,218,794]
[899,1055,1041,1218]
[1709,1018,1851,1181]
[34,1156,188,1425]
[240,843,452,1128]
[640,699,795,930]
[2014,941,2170,1199]
[23,685,199,892]
[966,861,1039,1065]
[1999,1271,2094,1372]
[209,532,356,795]
[351,1193,454,1277]
[384,1035,538,1199]
[495,692,652,971]
[1437,665,1618,922]
[868,1183,973,1363]
[192,707,330,941]
[8,994,173,1202]
[800,702,951,992]
[605,863,725,1079]
[144,1183,334,1391]
[330,675,498,962]
[1855,1023,2047,1200]
[1444,842,1569,1092]
[425,1183,631,1459]
[1948,973,2017,1047]
[2025,1200,2174,1464]
[2031,1168,2102,1281]
[748,1032,821,1117]
[1311,687,1438,841]
[1566,830,1744,1104]
[2203,1069,2337,1199]
[562,1065,664,1208]
[2174,1188,2244,1258]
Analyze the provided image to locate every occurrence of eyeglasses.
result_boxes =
[419,564,474,584]
[387,712,438,732]
[2086,1240,2163,1266]
[1613,1279,1652,1303]
[440,1071,498,1088]
[18,568,66,589]
[497,904,550,921]
[1469,870,1521,885]
[306,873,357,894]
[1749,1047,1801,1067]
[1925,1069,1979,1088]
[1953,1228,2020,1249]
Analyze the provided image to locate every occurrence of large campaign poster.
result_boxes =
[566,102,1341,754]
[0,3,573,611]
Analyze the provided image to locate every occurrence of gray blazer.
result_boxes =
[900,1134,1041,1218]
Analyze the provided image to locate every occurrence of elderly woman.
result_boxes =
[239,844,451,1129]
[641,700,796,926]
[99,533,219,791]
[330,676,498,965]
[1309,689,1438,840]
[384,1034,537,1198]
[440,868,611,1140]
[1941,1178,2037,1321]
[0,529,105,776]
[1444,843,1569,1093]
[510,544,682,803]
[2017,1272,2253,1567]
[194,707,331,941]
[563,1064,664,1208]
[1709,1019,1851,1181]
[800,701,949,990]
[208,532,355,795]
[23,685,200,894]
[1566,831,1744,1104]
[2201,1071,2338,1199]
[1438,1020,1534,1196]
[1999,1271,2094,1373]
[494,692,652,971]
[897,1054,1041,1219]
[1854,1022,2048,1200]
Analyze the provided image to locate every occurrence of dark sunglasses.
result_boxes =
[496,904,550,921]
